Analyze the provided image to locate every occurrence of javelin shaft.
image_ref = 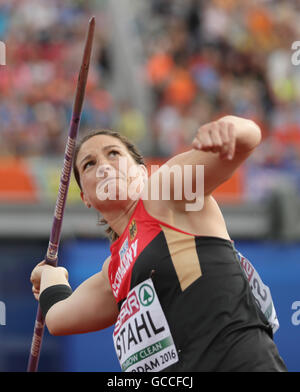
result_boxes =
[27,16,95,372]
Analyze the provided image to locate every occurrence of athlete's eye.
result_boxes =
[108,150,120,158]
[83,160,95,171]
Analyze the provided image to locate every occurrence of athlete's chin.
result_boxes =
[94,193,140,210]
[96,185,143,203]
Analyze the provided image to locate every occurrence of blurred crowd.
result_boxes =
[1,0,300,168]
[142,0,300,164]
[0,0,112,156]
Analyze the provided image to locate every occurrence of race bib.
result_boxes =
[113,278,179,372]
[237,251,279,334]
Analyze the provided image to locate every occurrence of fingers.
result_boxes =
[32,286,40,301]
[30,262,69,301]
[30,260,47,292]
[192,120,236,160]
[218,123,230,159]
[209,125,223,153]
[227,123,236,160]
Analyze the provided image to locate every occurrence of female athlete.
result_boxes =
[30,115,287,372]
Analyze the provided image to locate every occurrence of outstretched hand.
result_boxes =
[192,119,237,160]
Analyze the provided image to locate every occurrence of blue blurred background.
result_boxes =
[0,0,300,372]
[1,238,300,372]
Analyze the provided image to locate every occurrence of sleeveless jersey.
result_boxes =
[108,199,287,372]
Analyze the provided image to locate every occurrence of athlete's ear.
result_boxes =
[80,191,91,208]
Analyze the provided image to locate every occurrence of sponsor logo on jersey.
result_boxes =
[112,238,139,298]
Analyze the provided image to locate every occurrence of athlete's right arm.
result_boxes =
[30,257,119,336]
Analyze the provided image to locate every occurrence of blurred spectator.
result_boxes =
[116,101,147,144]
[0,0,114,157]
[141,0,300,166]
[0,0,300,174]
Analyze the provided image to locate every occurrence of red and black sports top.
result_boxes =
[108,199,287,372]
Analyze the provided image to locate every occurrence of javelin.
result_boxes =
[27,16,95,372]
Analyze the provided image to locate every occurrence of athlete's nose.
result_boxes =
[96,164,115,180]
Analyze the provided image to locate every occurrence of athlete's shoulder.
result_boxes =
[102,255,111,279]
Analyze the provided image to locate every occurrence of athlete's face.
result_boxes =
[76,134,147,210]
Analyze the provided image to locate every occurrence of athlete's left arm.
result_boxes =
[165,115,262,197]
